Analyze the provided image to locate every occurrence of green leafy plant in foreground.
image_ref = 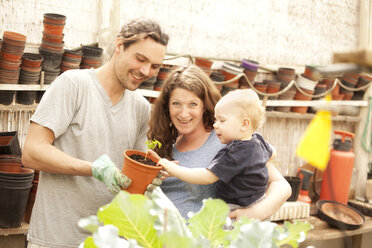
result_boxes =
[79,188,312,248]
[145,139,162,160]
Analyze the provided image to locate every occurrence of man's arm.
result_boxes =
[158,158,219,185]
[22,122,92,175]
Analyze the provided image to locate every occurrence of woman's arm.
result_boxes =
[228,162,291,221]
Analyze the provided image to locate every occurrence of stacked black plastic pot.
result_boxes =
[80,45,103,69]
[39,13,66,85]
[0,131,34,228]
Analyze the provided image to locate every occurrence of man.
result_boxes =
[22,19,169,248]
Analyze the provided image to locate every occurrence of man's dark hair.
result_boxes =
[118,19,169,49]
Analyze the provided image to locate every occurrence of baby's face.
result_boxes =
[213,100,245,144]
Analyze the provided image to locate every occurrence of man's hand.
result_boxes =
[145,172,162,195]
[92,154,131,193]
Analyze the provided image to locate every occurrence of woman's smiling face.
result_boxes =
[169,88,205,135]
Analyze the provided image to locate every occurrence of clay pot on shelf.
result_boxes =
[82,46,103,57]
[220,62,243,89]
[43,21,65,36]
[122,150,162,194]
[356,74,372,92]
[312,83,328,100]
[63,49,83,60]
[194,57,213,68]
[253,82,268,100]
[22,53,44,68]
[240,59,259,84]
[277,67,296,88]
[43,13,66,25]
[303,65,321,81]
[0,59,21,71]
[210,71,225,92]
[265,80,281,111]
[274,87,297,113]
[2,31,26,45]
[291,88,314,114]
[297,74,317,91]
[42,32,64,44]
[156,67,171,81]
[139,76,157,90]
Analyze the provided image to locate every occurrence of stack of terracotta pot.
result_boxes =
[274,67,297,112]
[352,73,372,100]
[340,73,359,100]
[264,79,282,111]
[220,62,243,95]
[40,13,66,84]
[154,66,171,91]
[80,45,103,69]
[0,31,27,105]
[60,49,83,73]
[15,53,44,105]
[238,59,259,89]
[194,57,213,77]
[210,71,225,92]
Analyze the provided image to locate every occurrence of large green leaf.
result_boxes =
[276,220,313,248]
[188,198,231,247]
[149,188,191,237]
[230,220,279,248]
[97,191,162,248]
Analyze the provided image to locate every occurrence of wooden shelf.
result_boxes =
[302,215,372,242]
[0,222,29,236]
[0,84,49,91]
[0,86,367,119]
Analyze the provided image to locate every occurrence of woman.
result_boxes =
[148,64,291,220]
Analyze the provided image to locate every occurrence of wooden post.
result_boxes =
[353,85,372,199]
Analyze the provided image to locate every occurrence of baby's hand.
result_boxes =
[157,158,178,176]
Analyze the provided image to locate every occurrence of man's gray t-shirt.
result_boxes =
[27,69,151,248]
[161,130,225,218]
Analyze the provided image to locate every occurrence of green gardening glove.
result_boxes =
[92,154,131,193]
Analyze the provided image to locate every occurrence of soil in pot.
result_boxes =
[129,154,157,166]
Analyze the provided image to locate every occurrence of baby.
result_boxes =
[158,89,276,210]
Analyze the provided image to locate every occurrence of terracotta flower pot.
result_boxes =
[42,32,64,44]
[122,150,162,194]
[43,13,66,25]
[194,57,213,68]
[277,67,296,87]
[2,31,26,45]
[291,88,314,114]
[22,53,44,68]
[303,65,321,81]
[221,62,243,89]
[210,71,225,91]
[43,21,65,36]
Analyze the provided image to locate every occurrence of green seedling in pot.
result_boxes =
[145,139,162,160]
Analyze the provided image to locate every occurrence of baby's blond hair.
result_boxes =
[221,89,265,130]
